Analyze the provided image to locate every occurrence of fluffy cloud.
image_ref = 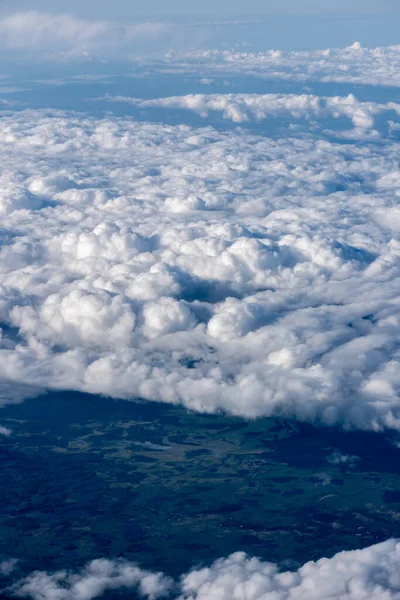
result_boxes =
[157,42,400,88]
[11,288,136,350]
[7,540,400,600]
[143,298,197,339]
[10,559,173,600]
[1,104,400,430]
[104,92,385,130]
[177,542,400,599]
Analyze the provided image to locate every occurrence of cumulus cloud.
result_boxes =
[10,559,173,600]
[11,288,136,351]
[177,542,400,600]
[0,11,171,58]
[7,540,400,600]
[157,43,400,88]
[1,104,400,430]
[142,298,197,339]
[103,92,385,131]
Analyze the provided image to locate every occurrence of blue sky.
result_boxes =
[1,0,398,18]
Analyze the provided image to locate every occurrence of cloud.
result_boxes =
[1,103,400,430]
[103,92,384,130]
[132,441,170,450]
[177,542,400,599]
[142,298,197,339]
[10,559,173,600]
[11,288,136,351]
[0,424,12,436]
[0,12,108,51]
[7,540,400,600]
[0,11,171,58]
[327,451,359,467]
[0,559,17,576]
[157,43,400,88]
[1,12,400,78]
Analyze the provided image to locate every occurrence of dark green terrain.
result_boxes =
[1,392,400,580]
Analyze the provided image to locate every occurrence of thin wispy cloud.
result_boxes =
[0,11,172,58]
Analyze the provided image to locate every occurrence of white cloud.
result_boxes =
[104,92,384,131]
[11,288,136,351]
[143,298,197,339]
[0,12,399,79]
[1,105,400,430]
[0,12,171,58]
[0,13,399,83]
[11,559,173,600]
[0,425,12,436]
[8,540,400,600]
[177,542,400,599]
[0,559,17,576]
[158,43,400,88]
[0,12,108,51]
[132,441,170,450]
[327,451,359,467]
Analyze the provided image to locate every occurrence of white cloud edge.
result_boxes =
[5,539,400,600]
[98,91,398,130]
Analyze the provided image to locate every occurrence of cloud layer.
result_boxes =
[157,43,400,87]
[6,540,400,600]
[1,10,400,80]
[0,102,400,429]
[1,10,400,83]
